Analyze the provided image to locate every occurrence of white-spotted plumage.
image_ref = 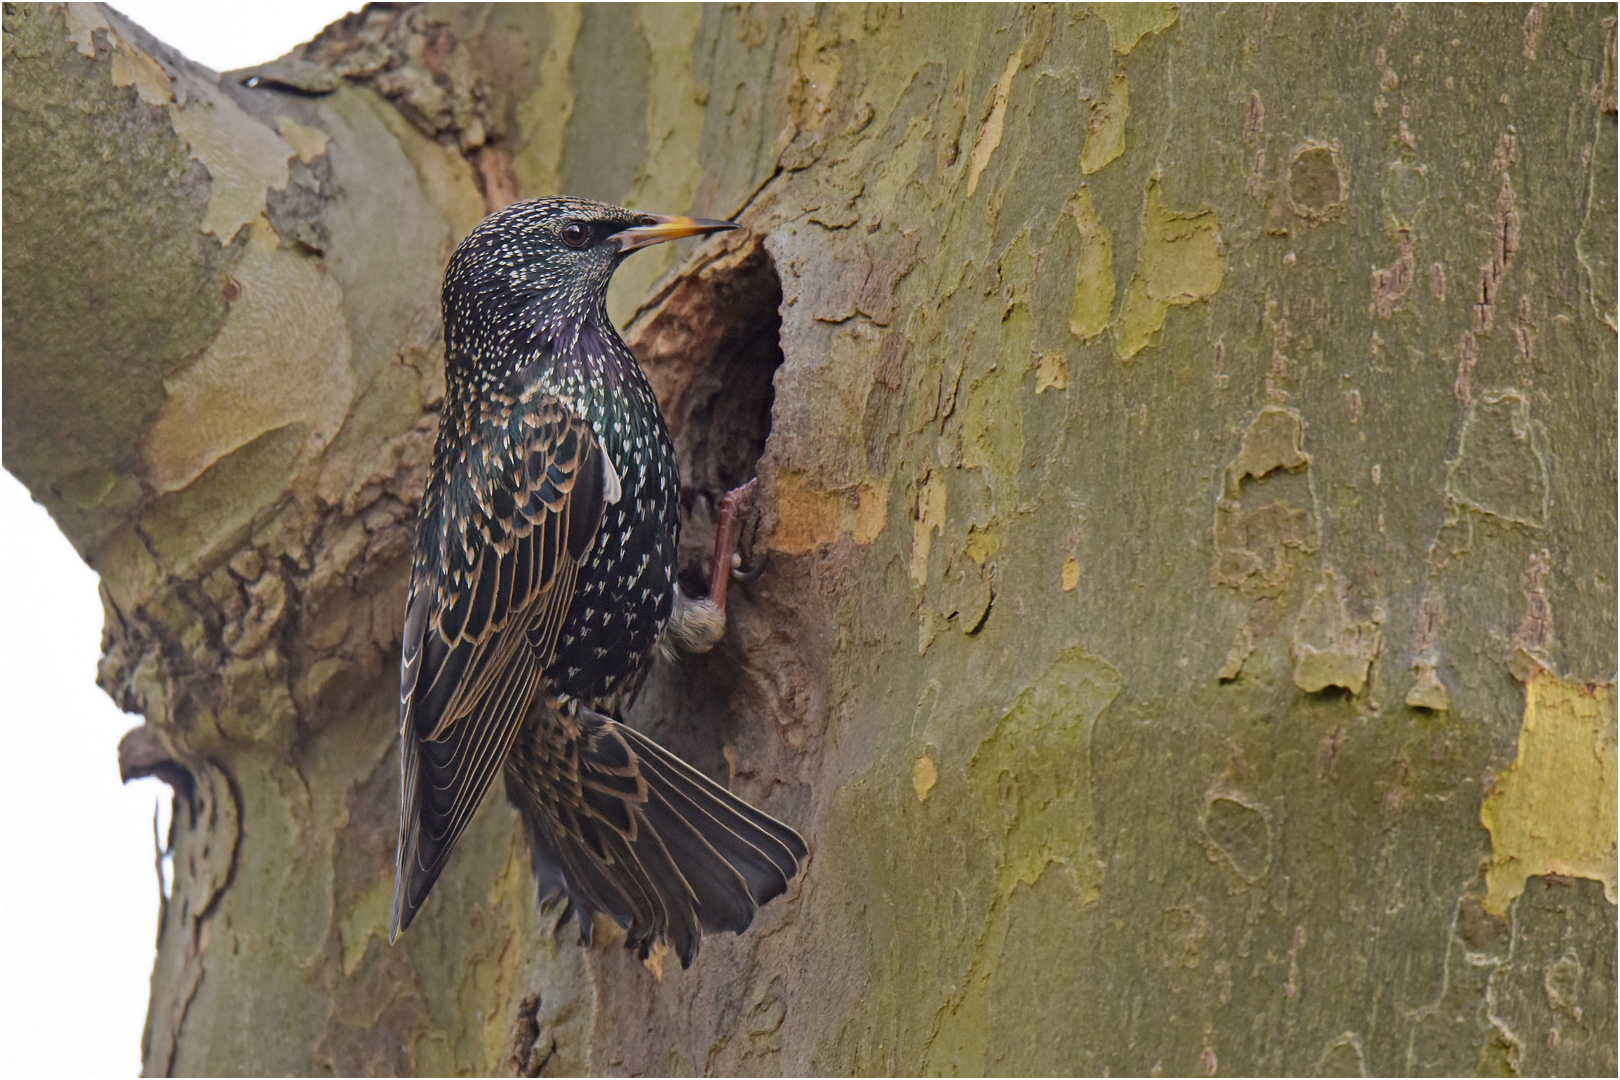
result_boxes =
[391,196,806,968]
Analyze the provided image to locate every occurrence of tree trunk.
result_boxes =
[4,3,1615,1075]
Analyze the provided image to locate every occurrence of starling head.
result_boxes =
[441,196,734,373]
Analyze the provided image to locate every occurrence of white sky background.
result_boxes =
[0,4,360,1075]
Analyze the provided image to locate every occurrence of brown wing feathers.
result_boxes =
[506,705,809,968]
[392,398,605,939]
[395,388,807,962]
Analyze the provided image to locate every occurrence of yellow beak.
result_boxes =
[611,213,737,252]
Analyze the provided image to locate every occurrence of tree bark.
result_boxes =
[3,3,1615,1075]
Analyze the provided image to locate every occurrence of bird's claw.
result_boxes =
[731,551,768,584]
[707,478,760,608]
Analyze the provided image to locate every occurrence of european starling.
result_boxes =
[391,197,807,967]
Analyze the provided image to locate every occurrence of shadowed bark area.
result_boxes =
[3,3,1615,1075]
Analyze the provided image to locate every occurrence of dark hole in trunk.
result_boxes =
[623,239,786,781]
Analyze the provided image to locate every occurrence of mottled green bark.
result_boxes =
[3,4,1614,1076]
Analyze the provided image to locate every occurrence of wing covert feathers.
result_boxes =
[506,703,808,968]
[392,395,606,940]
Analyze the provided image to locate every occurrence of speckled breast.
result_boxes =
[543,367,682,709]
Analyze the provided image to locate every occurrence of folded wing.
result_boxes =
[392,390,609,939]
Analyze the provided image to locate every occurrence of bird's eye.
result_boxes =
[561,222,590,249]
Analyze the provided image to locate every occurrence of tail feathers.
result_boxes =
[508,709,808,968]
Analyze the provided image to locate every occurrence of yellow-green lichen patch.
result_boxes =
[1482,671,1617,914]
[1093,3,1179,55]
[966,646,1120,899]
[1114,180,1223,360]
[1066,189,1115,340]
[926,647,1121,1070]
[1081,73,1128,174]
[964,522,1002,566]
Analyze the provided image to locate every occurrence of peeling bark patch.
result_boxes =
[1213,407,1320,682]
[277,117,331,163]
[65,5,173,104]
[968,48,1022,196]
[913,754,938,802]
[1446,390,1549,528]
[919,546,996,652]
[1406,662,1452,712]
[1213,406,1317,597]
[910,473,948,586]
[1481,672,1617,914]
[301,7,503,153]
[1230,405,1308,484]
[1286,143,1347,221]
[1201,796,1271,882]
[771,473,888,553]
[1213,497,1314,599]
[1035,352,1068,393]
[1094,3,1179,55]
[1371,235,1414,319]
[1114,180,1222,360]
[1576,93,1618,329]
[167,93,295,246]
[67,5,296,245]
[1066,189,1114,340]
[143,221,356,494]
[1080,73,1128,174]
[1291,568,1382,695]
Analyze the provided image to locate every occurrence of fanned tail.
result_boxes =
[505,705,807,967]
